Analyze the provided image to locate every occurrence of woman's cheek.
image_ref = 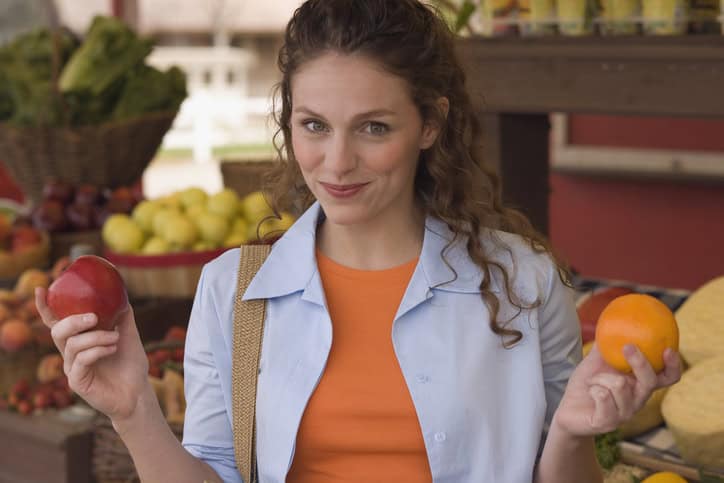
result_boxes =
[292,134,321,172]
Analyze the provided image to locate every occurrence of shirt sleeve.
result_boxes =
[537,264,582,454]
[182,267,244,483]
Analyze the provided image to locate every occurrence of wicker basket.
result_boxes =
[0,111,177,204]
[104,248,232,299]
[92,414,183,483]
[220,159,277,198]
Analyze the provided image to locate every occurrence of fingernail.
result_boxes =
[623,344,636,357]
[83,314,95,323]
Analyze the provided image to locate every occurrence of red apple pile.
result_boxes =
[30,179,144,233]
[146,326,186,378]
[0,214,44,255]
[47,255,129,331]
[0,375,74,416]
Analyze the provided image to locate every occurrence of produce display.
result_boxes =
[0,16,186,127]
[661,355,724,471]
[0,214,46,255]
[0,265,61,354]
[674,276,724,367]
[29,178,143,233]
[102,187,295,255]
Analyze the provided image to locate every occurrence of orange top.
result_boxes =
[286,250,432,483]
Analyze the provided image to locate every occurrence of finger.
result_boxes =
[67,345,118,392]
[657,348,683,387]
[63,329,120,375]
[589,373,635,421]
[623,344,658,406]
[35,287,58,328]
[50,313,99,354]
[588,385,619,434]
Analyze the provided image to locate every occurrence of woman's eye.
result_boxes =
[365,122,389,135]
[303,120,327,133]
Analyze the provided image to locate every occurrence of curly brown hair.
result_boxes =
[266,0,569,347]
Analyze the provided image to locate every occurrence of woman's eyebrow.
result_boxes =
[293,106,396,120]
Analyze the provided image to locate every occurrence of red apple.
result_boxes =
[42,179,75,204]
[65,203,95,230]
[74,184,101,206]
[130,182,145,204]
[46,255,129,331]
[105,196,135,215]
[11,226,43,253]
[32,200,69,232]
[577,286,634,343]
[93,205,112,228]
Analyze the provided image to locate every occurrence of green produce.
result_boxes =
[59,16,152,96]
[594,430,621,470]
[0,15,186,127]
[112,65,186,120]
[0,28,78,125]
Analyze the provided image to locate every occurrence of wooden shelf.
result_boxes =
[457,36,724,117]
[455,36,724,234]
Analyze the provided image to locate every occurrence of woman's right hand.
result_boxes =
[35,287,150,423]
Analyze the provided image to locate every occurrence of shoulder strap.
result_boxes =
[231,243,271,483]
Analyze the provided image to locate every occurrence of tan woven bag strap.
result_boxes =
[231,244,271,483]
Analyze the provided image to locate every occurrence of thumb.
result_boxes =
[115,304,139,339]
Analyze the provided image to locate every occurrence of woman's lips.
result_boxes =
[320,182,369,199]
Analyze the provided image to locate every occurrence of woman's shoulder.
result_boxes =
[479,228,560,302]
[199,247,242,292]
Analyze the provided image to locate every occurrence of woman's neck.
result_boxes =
[316,203,425,270]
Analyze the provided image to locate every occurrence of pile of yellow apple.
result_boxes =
[101,188,295,255]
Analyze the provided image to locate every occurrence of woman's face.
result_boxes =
[290,52,440,227]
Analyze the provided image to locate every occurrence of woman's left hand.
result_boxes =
[553,343,682,437]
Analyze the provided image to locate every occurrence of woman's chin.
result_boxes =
[319,202,373,227]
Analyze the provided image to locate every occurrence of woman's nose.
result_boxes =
[325,134,357,175]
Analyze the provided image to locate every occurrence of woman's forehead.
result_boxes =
[291,52,414,116]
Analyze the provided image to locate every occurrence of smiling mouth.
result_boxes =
[319,181,370,198]
[319,182,369,190]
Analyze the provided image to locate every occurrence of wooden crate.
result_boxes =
[0,409,94,483]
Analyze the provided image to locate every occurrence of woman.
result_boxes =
[36,1,682,482]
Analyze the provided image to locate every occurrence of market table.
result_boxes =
[0,406,94,483]
[456,35,724,235]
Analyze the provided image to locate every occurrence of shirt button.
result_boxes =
[434,432,446,443]
[416,374,430,383]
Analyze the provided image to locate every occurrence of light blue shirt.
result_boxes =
[182,202,582,483]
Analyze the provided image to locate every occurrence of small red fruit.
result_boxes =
[17,400,33,415]
[47,255,129,331]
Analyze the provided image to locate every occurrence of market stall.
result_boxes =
[1,1,723,482]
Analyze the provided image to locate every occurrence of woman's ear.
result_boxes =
[420,97,450,149]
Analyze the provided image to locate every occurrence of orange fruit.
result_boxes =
[595,293,679,373]
[641,471,688,483]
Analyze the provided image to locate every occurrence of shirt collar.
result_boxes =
[242,202,500,302]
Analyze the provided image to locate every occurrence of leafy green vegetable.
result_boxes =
[112,65,187,120]
[0,28,78,125]
[595,430,621,470]
[454,0,477,33]
[59,16,152,96]
[0,16,185,126]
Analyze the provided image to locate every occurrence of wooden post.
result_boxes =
[481,113,551,235]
